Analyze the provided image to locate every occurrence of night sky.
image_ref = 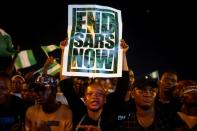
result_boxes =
[1,0,196,81]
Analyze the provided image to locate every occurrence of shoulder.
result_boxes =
[59,104,72,114]
[26,104,41,114]
[10,95,24,104]
[173,112,185,128]
[9,95,25,110]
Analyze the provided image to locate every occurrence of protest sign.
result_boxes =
[62,5,122,77]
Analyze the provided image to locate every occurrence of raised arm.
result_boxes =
[107,39,130,104]
[59,38,69,80]
[121,39,129,71]
[42,56,54,75]
[59,38,86,124]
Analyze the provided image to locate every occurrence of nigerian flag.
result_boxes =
[41,44,60,56]
[0,28,16,57]
[47,61,61,76]
[15,50,37,70]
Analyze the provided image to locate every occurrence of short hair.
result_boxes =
[161,70,177,78]
[84,81,106,95]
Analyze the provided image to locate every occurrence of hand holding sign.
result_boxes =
[63,5,123,77]
[60,38,68,50]
[120,39,129,54]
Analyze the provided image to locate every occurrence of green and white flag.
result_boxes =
[35,60,61,76]
[41,44,60,56]
[47,61,61,76]
[62,5,122,78]
[0,28,16,57]
[15,50,37,70]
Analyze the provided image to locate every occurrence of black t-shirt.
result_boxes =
[60,71,130,130]
[76,115,100,131]
[0,95,25,131]
[173,113,197,131]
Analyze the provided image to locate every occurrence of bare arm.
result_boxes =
[42,56,54,75]
[121,39,129,71]
[107,39,130,105]
[59,38,70,80]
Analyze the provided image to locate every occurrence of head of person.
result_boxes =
[84,82,106,112]
[173,80,194,98]
[11,75,25,93]
[21,83,37,103]
[0,73,11,104]
[133,75,158,110]
[160,71,178,96]
[24,71,40,84]
[124,69,135,101]
[179,80,197,107]
[29,74,58,105]
[73,77,87,97]
[104,78,115,94]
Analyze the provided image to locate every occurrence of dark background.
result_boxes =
[0,0,196,81]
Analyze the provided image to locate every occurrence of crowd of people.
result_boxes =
[0,28,197,131]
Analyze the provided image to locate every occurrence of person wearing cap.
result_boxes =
[115,74,175,130]
[25,74,73,131]
[174,80,197,130]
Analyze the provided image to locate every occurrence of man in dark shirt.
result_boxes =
[0,72,25,131]
[115,74,174,131]
[174,80,197,131]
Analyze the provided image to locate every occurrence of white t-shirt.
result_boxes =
[56,92,68,105]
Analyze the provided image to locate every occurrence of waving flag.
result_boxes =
[0,28,16,57]
[15,50,37,70]
[41,44,60,56]
[47,61,61,76]
[34,60,61,76]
